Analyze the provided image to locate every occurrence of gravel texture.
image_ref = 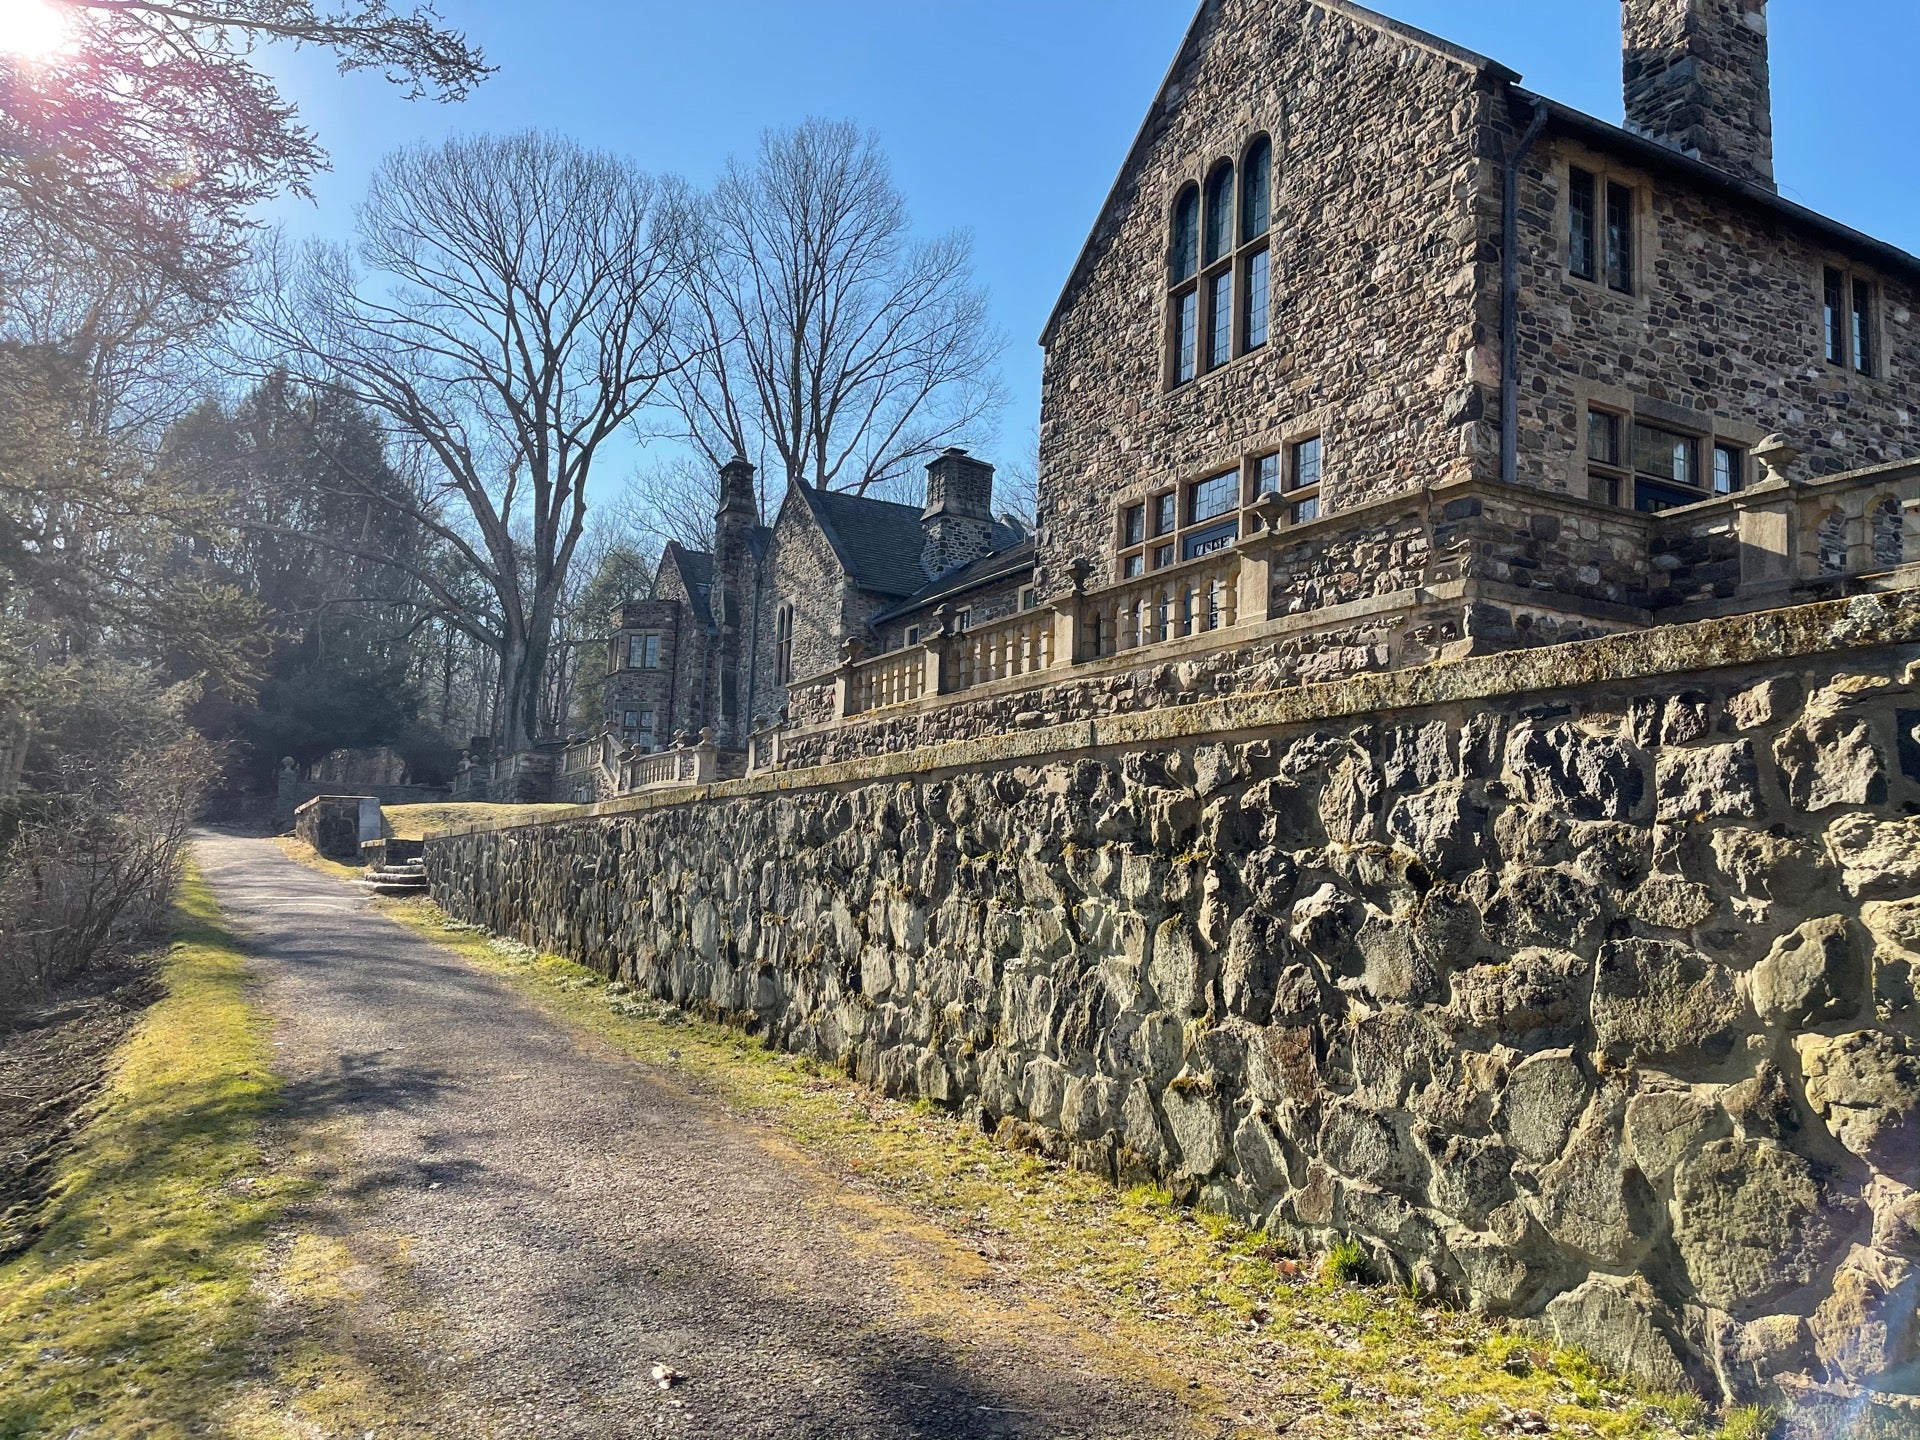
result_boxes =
[193,831,1188,1439]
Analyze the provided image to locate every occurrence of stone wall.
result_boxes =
[429,591,1920,1406]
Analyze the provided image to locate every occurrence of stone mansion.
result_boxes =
[574,0,1919,790]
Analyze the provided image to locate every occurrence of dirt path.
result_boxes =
[192,830,1193,1440]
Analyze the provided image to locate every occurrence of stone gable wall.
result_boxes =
[650,559,712,741]
[1034,0,1492,602]
[430,592,1920,1405]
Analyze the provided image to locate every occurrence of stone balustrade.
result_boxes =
[621,731,719,792]
[1076,549,1250,661]
[952,610,1057,690]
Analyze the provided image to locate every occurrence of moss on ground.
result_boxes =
[0,864,299,1439]
[348,877,1756,1440]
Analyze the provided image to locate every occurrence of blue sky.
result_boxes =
[267,0,1920,495]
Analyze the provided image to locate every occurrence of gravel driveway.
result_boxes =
[193,831,1191,1440]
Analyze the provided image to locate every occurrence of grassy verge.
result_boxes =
[382,802,574,840]
[293,841,1759,1440]
[0,862,301,1440]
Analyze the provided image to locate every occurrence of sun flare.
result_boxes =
[0,0,70,61]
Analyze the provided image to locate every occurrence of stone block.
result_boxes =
[1750,916,1866,1028]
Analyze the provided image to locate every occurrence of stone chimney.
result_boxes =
[920,448,996,580]
[1623,0,1775,191]
[711,456,757,629]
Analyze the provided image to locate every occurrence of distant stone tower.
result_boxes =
[710,455,760,744]
[1622,0,1775,192]
[920,448,996,580]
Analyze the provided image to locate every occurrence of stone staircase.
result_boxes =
[357,858,429,898]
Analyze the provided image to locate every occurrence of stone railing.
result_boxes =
[775,453,1920,752]
[952,609,1058,690]
[1075,549,1249,661]
[846,644,933,716]
[621,730,720,792]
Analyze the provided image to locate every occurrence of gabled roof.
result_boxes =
[1038,0,1513,347]
[870,535,1037,627]
[659,543,715,625]
[794,483,932,599]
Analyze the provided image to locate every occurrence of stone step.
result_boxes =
[358,878,429,896]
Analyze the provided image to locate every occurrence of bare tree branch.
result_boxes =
[242,131,688,751]
[669,118,1005,501]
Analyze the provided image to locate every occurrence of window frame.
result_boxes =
[1820,260,1882,380]
[1562,156,1642,298]
[1166,133,1274,389]
[627,632,662,671]
[1113,436,1324,577]
[1587,404,1749,512]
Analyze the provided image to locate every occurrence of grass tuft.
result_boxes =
[1321,1237,1371,1287]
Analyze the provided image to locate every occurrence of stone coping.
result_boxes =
[428,587,1920,840]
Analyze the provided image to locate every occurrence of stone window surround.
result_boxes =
[1112,413,1330,574]
[1553,145,1654,309]
[1162,131,1276,394]
[1817,255,1889,386]
[1570,382,1768,510]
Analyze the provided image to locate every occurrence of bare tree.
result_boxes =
[247,132,688,753]
[0,0,487,301]
[672,118,1004,499]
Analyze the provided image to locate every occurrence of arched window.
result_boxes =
[1204,162,1234,265]
[1241,136,1272,243]
[1166,136,1274,389]
[1873,496,1904,569]
[1240,135,1272,353]
[1170,186,1199,285]
[775,602,795,685]
[1169,185,1201,385]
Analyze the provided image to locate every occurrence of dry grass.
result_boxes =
[381,802,575,841]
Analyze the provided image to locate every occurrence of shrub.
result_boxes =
[0,666,219,1018]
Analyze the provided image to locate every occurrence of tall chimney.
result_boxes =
[1623,0,1775,192]
[920,448,996,581]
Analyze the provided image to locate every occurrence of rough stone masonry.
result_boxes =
[428,592,1920,1408]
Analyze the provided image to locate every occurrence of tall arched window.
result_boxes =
[1166,136,1274,389]
[775,602,796,685]
[1202,162,1236,371]
[1240,136,1272,353]
[1204,162,1234,264]
[1169,185,1201,385]
[1818,510,1848,576]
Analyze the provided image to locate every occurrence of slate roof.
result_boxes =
[661,543,715,625]
[871,535,1037,627]
[800,484,934,599]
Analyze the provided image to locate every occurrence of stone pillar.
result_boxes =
[1052,558,1091,666]
[833,637,866,719]
[1734,434,1799,594]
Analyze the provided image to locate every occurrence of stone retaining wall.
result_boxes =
[427,592,1920,1407]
